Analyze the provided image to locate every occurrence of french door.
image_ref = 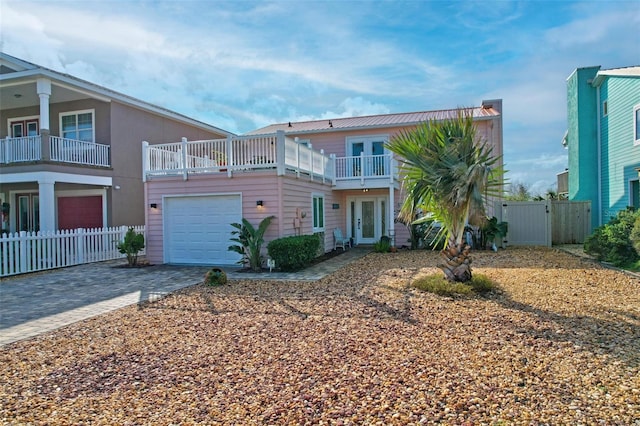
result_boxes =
[10,119,39,137]
[348,136,387,177]
[348,197,388,244]
[17,193,39,232]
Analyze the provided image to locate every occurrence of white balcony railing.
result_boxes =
[0,136,42,163]
[142,132,397,186]
[143,131,334,183]
[49,136,111,167]
[0,135,110,167]
[334,153,393,180]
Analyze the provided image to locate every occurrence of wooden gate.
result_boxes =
[551,200,591,244]
[494,200,592,247]
[495,200,552,247]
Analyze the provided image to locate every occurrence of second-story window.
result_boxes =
[61,110,94,142]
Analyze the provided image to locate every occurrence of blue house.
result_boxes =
[563,65,640,231]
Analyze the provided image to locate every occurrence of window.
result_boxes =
[602,100,608,117]
[60,110,94,142]
[312,194,324,231]
[634,104,640,146]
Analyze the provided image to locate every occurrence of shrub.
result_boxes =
[228,216,275,272]
[374,236,391,253]
[117,227,145,266]
[631,215,640,256]
[267,234,320,271]
[584,207,639,266]
[479,216,508,250]
[204,268,227,286]
[413,273,496,297]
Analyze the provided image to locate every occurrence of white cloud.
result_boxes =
[1,0,636,192]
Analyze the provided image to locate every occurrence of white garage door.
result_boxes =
[164,194,242,265]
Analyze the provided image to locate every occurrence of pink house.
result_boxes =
[143,100,503,266]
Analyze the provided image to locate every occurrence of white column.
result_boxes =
[36,78,52,130]
[389,185,395,247]
[38,179,56,232]
[276,130,285,176]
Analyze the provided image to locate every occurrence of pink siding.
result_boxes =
[144,106,503,263]
[280,178,341,252]
[145,171,337,264]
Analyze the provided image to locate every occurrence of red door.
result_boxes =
[57,196,103,230]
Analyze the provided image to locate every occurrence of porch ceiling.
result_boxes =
[0,80,89,110]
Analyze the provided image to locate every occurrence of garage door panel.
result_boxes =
[164,195,241,265]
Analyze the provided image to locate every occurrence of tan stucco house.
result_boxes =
[0,52,233,234]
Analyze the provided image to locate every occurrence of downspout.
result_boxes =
[595,84,603,226]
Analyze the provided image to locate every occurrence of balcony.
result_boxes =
[334,153,395,189]
[143,132,334,183]
[143,132,397,189]
[0,135,111,168]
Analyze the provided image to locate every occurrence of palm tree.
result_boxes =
[386,109,503,282]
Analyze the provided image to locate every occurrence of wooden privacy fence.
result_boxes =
[0,226,145,277]
[551,200,591,245]
[495,200,592,247]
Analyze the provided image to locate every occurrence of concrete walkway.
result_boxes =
[0,248,370,347]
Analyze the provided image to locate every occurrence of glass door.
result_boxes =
[348,136,388,177]
[17,194,39,232]
[360,200,375,241]
[350,197,389,244]
[10,119,39,137]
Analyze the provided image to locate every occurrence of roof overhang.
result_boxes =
[0,53,235,137]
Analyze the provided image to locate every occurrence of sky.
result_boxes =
[1,0,639,195]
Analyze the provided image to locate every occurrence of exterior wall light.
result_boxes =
[256,200,264,207]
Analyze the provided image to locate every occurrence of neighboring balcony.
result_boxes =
[142,131,397,189]
[0,135,111,168]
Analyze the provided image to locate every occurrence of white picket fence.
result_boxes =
[0,226,145,277]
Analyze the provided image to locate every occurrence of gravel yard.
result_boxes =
[1,247,639,425]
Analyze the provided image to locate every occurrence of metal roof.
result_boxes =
[245,104,500,135]
[592,65,640,86]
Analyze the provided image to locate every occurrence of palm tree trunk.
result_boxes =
[438,237,472,282]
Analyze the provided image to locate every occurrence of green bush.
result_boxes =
[584,207,639,266]
[413,273,496,297]
[204,268,227,286]
[631,215,640,257]
[374,236,391,253]
[267,234,320,271]
[117,227,145,266]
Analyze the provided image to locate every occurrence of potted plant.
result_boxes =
[213,151,227,172]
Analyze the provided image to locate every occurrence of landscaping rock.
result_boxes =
[1,247,638,424]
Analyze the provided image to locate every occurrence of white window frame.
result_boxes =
[634,104,640,146]
[59,109,95,143]
[602,100,608,117]
[312,193,325,232]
